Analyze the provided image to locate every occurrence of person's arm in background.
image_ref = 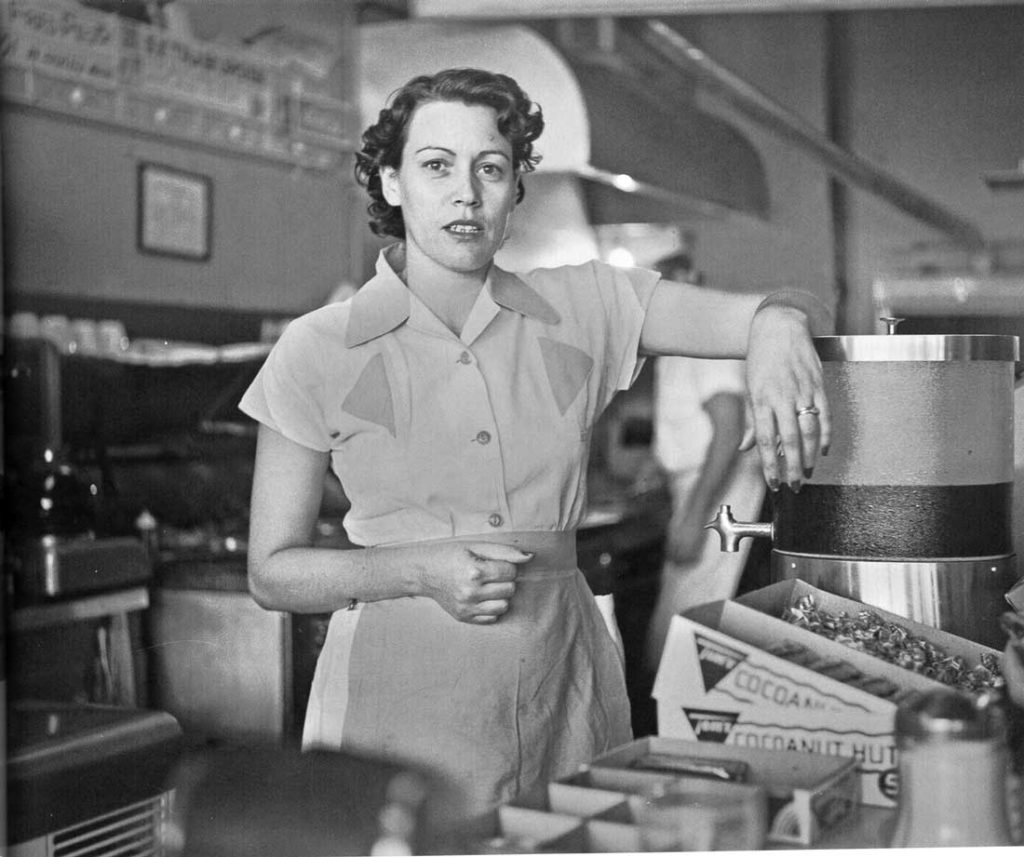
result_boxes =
[664,390,746,564]
[1005,641,1024,709]
[1002,612,1024,708]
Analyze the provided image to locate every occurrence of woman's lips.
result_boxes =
[444,220,484,235]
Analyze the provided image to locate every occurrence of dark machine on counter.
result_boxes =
[4,335,185,856]
[3,327,466,855]
[4,337,154,606]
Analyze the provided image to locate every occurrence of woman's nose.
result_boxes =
[452,170,481,207]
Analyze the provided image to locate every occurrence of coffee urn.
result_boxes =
[708,329,1020,649]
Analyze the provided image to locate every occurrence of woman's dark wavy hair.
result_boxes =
[355,67,544,239]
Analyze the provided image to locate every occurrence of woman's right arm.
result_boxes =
[246,424,530,622]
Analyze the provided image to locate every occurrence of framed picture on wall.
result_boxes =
[137,163,212,261]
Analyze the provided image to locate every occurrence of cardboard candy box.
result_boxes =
[466,738,858,850]
[652,579,1002,808]
[585,735,859,847]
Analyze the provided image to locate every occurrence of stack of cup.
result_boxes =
[635,780,768,851]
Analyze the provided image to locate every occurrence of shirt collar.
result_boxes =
[344,245,412,348]
[345,244,561,348]
[488,265,561,326]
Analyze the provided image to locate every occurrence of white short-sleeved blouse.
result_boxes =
[240,246,661,547]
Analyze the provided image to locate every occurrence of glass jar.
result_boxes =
[890,688,1015,847]
[635,781,767,851]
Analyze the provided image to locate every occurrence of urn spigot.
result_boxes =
[705,504,774,552]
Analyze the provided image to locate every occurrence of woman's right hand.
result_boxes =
[416,542,534,624]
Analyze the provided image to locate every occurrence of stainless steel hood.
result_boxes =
[358,20,770,224]
[564,50,770,223]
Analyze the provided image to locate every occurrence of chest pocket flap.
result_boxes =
[538,337,594,415]
[342,352,396,436]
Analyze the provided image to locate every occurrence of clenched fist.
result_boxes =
[415,541,534,624]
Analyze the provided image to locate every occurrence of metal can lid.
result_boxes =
[813,333,1019,363]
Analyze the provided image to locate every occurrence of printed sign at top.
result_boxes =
[2,0,273,118]
[2,0,119,83]
[121,20,272,118]
[4,0,114,45]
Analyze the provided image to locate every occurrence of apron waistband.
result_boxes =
[392,530,577,576]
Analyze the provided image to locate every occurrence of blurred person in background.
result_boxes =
[645,251,768,672]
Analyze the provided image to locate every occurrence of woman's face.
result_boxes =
[381,100,517,278]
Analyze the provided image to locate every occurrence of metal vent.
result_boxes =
[48,795,171,857]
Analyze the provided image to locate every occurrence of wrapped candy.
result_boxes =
[777,596,1004,696]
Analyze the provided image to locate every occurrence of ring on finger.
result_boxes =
[796,405,820,418]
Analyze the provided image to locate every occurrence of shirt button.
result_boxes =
[457,351,472,364]
[488,513,503,528]
[476,430,492,444]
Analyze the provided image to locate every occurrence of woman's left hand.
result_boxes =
[742,305,831,491]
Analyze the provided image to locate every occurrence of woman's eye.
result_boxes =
[422,159,448,172]
[478,163,505,179]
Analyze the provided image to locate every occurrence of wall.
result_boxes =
[1,0,360,338]
[5,5,1021,335]
[674,13,837,312]
[674,6,1023,333]
[3,108,351,317]
[844,5,1024,332]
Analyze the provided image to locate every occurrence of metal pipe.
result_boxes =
[635,19,989,253]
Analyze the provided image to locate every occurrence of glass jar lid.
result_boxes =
[896,689,1001,742]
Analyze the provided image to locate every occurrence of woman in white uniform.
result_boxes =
[240,68,832,826]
